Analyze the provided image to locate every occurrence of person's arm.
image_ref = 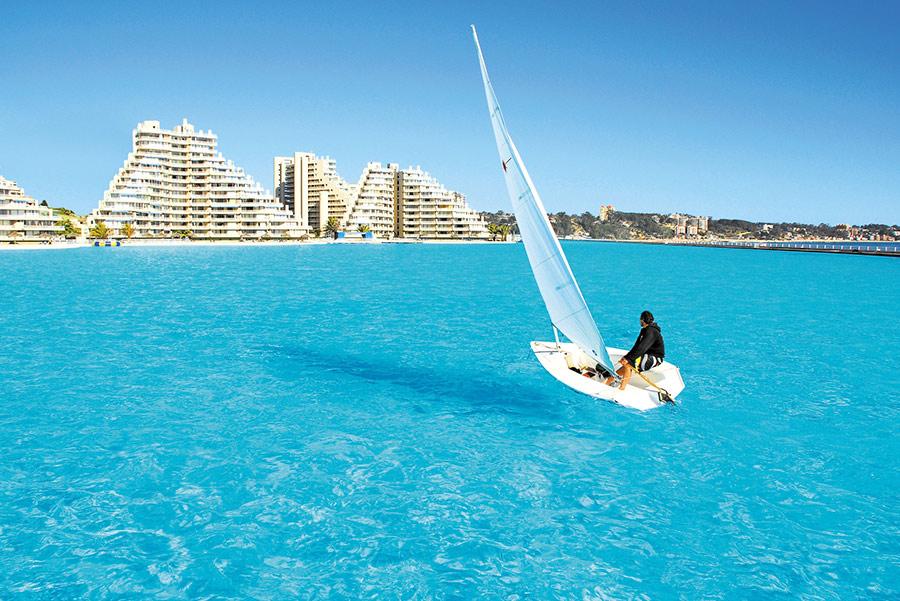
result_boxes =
[623,328,657,364]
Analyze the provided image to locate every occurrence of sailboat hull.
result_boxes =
[531,342,685,411]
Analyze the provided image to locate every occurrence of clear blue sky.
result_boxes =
[2,0,898,224]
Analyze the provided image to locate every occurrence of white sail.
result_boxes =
[472,26,616,376]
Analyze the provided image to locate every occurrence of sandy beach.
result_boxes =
[0,237,516,250]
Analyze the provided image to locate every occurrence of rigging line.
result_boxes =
[629,366,675,405]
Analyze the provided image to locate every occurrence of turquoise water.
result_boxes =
[1,242,897,599]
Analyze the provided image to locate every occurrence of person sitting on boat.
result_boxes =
[605,310,665,390]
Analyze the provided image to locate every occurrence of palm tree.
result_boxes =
[59,218,80,239]
[90,221,109,239]
[357,224,370,233]
[499,224,511,241]
[324,217,340,239]
[487,223,499,241]
[122,223,135,239]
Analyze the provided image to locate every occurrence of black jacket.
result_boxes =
[623,323,665,363]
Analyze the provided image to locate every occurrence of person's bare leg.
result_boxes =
[618,363,633,390]
[604,365,626,386]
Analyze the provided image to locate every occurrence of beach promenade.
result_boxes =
[587,238,900,257]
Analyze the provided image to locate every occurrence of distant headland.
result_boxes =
[480,207,899,243]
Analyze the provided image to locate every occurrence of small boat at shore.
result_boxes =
[471,26,684,410]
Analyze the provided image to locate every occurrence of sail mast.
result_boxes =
[471,25,616,376]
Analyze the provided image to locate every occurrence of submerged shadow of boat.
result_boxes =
[257,344,566,418]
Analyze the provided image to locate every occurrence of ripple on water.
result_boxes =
[0,243,897,598]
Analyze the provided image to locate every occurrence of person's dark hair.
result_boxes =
[640,310,654,324]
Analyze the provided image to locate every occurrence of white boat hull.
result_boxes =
[531,341,685,411]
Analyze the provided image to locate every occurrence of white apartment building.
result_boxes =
[344,162,399,238]
[0,176,61,241]
[396,167,489,239]
[671,214,710,238]
[273,152,356,233]
[89,120,304,239]
[273,153,489,240]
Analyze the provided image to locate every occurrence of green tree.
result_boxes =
[577,211,596,233]
[90,221,109,239]
[487,223,499,241]
[59,218,80,239]
[122,223,135,239]
[324,217,340,238]
[499,224,511,241]
[552,212,574,237]
[357,223,370,233]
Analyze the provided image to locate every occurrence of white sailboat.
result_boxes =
[472,26,685,411]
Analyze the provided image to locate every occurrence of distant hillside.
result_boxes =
[480,209,899,241]
[480,210,682,240]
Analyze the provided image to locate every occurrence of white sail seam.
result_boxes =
[472,25,616,374]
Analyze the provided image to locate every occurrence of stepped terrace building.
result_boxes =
[0,176,61,242]
[273,153,488,239]
[344,162,399,238]
[396,167,489,239]
[89,120,304,239]
[274,154,398,237]
[273,152,356,234]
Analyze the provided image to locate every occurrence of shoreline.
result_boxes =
[2,237,895,256]
[0,238,517,251]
